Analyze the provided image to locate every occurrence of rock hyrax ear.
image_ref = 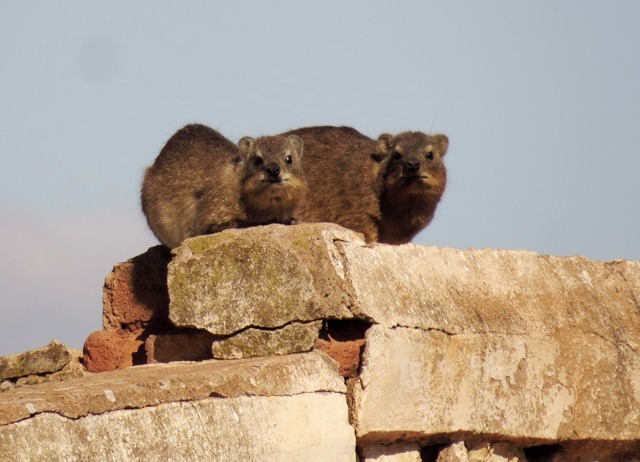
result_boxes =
[286,135,304,158]
[377,133,397,153]
[431,134,449,155]
[238,136,256,156]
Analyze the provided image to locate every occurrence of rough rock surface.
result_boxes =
[168,224,358,335]
[163,224,640,458]
[211,321,322,359]
[26,223,640,461]
[340,243,640,342]
[0,352,355,461]
[0,340,84,391]
[361,442,422,461]
[2,394,353,462]
[353,324,640,447]
[436,441,528,462]
[1,351,344,424]
[0,340,74,381]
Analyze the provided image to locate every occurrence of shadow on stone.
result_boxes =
[128,245,172,331]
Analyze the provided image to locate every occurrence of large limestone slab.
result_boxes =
[353,325,640,446]
[1,393,355,462]
[168,224,360,335]
[0,351,344,425]
[167,224,640,345]
[340,243,640,342]
[0,351,354,461]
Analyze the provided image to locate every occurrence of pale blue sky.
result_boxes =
[1,2,639,355]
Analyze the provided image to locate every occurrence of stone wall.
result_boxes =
[2,223,640,461]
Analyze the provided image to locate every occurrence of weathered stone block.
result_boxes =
[0,351,344,425]
[1,394,355,462]
[0,340,74,381]
[168,224,358,335]
[353,325,640,448]
[436,442,470,462]
[0,352,354,461]
[340,244,640,342]
[65,223,640,460]
[211,321,322,359]
[466,442,526,462]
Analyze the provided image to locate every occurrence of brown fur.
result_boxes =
[141,124,306,248]
[376,131,448,244]
[281,126,384,242]
[281,126,448,244]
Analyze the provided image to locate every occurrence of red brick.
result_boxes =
[102,246,172,333]
[82,330,144,373]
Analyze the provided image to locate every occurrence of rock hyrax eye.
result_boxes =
[426,151,434,161]
[285,155,292,164]
[253,157,264,167]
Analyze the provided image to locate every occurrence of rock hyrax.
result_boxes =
[281,126,448,244]
[376,130,448,244]
[141,124,306,248]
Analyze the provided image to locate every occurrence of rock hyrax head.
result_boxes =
[377,131,449,199]
[237,135,307,217]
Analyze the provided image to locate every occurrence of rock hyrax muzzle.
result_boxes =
[377,131,449,244]
[238,134,307,225]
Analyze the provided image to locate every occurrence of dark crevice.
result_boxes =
[319,319,371,342]
[314,319,372,379]
[128,245,173,330]
[523,444,563,462]
[420,444,447,462]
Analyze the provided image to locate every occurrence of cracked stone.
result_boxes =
[353,325,640,446]
[211,321,322,359]
[339,244,640,344]
[168,224,359,335]
[0,351,344,426]
[0,351,354,461]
